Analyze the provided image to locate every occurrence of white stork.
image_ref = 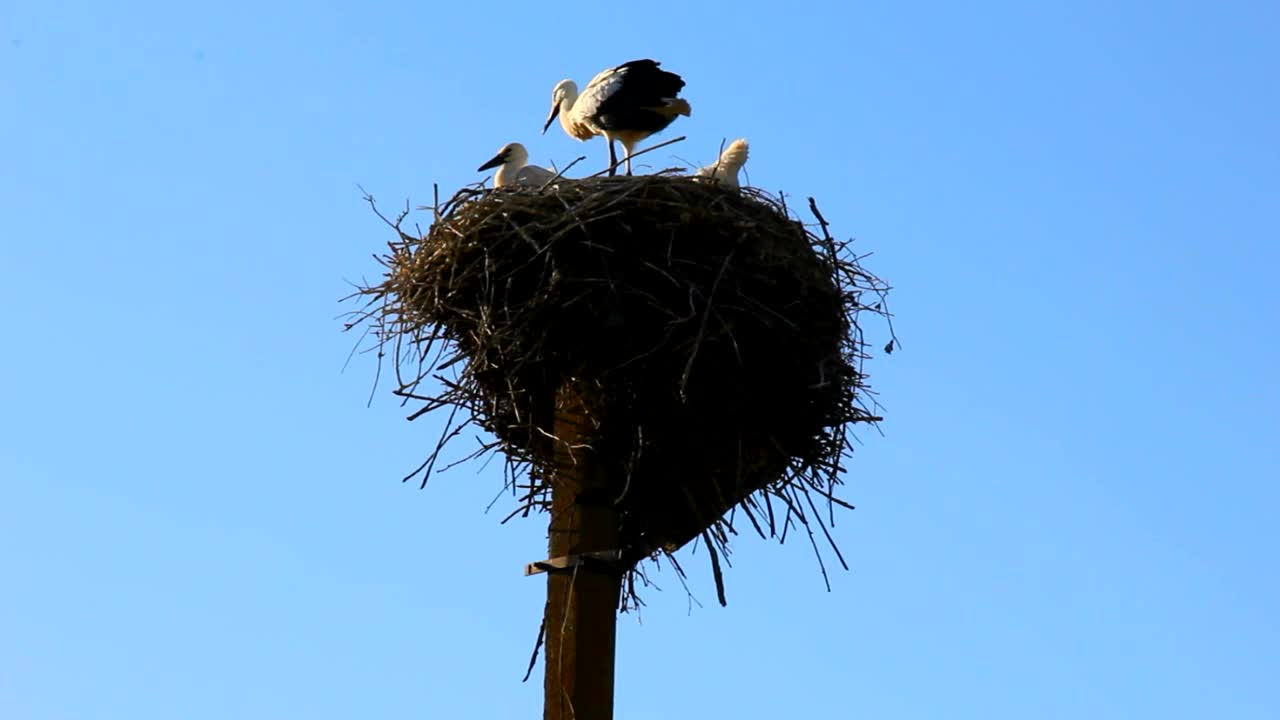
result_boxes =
[694,138,749,189]
[542,59,691,176]
[477,142,557,188]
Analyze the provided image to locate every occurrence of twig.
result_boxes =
[679,251,734,400]
[702,529,728,607]
[587,135,688,178]
[539,156,587,189]
[521,612,546,682]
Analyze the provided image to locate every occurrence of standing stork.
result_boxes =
[542,59,691,176]
[477,142,557,188]
[694,138,750,189]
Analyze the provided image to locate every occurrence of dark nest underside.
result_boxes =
[345,175,893,607]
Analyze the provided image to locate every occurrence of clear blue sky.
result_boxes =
[3,2,1277,718]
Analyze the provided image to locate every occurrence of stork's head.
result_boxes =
[542,79,578,134]
[478,142,527,172]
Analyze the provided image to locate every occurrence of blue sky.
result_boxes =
[2,2,1277,718]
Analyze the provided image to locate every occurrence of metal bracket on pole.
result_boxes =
[525,550,624,576]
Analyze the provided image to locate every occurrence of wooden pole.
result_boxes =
[544,381,621,720]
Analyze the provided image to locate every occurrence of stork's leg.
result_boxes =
[606,138,618,177]
[622,141,635,176]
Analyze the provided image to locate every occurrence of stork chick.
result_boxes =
[477,142,557,188]
[694,138,749,189]
[542,59,691,176]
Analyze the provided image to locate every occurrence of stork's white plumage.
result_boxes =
[694,138,749,189]
[542,59,691,176]
[477,142,557,188]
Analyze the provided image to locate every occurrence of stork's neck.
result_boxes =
[494,154,526,188]
[557,88,579,137]
[494,162,513,188]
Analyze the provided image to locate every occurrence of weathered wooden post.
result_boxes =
[540,382,620,720]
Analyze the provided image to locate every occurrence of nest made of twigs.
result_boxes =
[346,174,893,605]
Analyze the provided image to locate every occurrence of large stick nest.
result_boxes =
[345,175,894,606]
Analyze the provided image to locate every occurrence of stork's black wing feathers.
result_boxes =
[593,59,687,134]
[610,59,686,96]
[583,59,684,101]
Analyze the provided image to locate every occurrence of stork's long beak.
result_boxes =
[477,151,505,172]
[542,104,560,134]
